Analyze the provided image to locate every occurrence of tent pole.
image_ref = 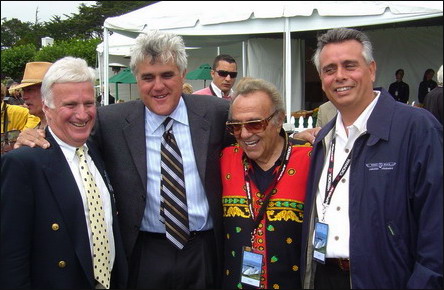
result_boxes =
[242,41,247,77]
[103,27,110,106]
[285,18,292,123]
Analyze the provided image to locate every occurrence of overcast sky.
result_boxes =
[1,1,96,23]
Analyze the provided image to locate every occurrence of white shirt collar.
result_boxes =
[210,82,233,98]
[146,97,189,134]
[47,126,87,162]
[335,90,381,139]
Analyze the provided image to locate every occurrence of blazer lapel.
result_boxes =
[44,132,95,286]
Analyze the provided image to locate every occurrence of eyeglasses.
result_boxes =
[226,111,277,136]
[216,70,238,78]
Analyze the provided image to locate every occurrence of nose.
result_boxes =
[152,77,165,91]
[75,105,91,119]
[335,67,347,81]
[239,124,252,138]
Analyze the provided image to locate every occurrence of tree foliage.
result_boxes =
[0,44,36,80]
[1,1,157,81]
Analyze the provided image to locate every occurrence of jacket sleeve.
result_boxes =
[407,122,443,289]
[0,152,34,288]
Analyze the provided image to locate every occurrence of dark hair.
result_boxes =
[423,68,435,81]
[395,69,404,75]
[212,54,236,70]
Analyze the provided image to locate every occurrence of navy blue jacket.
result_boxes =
[0,129,128,289]
[301,89,443,289]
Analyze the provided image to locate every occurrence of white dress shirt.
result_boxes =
[141,97,213,233]
[315,91,380,258]
[48,127,115,269]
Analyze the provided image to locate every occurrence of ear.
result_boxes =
[369,61,377,83]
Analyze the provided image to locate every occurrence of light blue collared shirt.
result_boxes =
[141,98,213,232]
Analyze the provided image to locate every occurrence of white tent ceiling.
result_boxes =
[100,1,443,117]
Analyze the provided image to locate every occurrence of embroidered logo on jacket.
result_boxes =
[365,162,396,171]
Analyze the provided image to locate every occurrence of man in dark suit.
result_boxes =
[91,30,230,289]
[0,57,127,289]
[14,30,231,289]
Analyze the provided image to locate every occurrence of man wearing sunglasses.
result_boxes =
[221,77,312,289]
[194,54,238,100]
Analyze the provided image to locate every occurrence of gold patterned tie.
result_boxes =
[76,146,111,289]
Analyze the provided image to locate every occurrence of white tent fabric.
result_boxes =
[100,1,443,116]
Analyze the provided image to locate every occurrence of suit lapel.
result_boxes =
[43,132,95,285]
[122,101,148,188]
[183,95,210,182]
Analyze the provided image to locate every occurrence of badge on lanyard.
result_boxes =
[313,221,329,264]
[240,246,263,288]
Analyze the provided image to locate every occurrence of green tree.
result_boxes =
[0,18,34,48]
[34,38,102,67]
[0,44,36,80]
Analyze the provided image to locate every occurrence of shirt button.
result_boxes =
[341,179,346,183]
[336,206,341,211]
[345,148,350,153]
[334,236,339,241]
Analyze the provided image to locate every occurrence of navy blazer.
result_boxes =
[0,129,127,289]
[90,94,231,285]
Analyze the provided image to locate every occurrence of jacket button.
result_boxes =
[58,261,66,268]
[51,223,60,231]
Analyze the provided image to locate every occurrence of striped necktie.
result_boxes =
[76,146,111,289]
[160,117,190,249]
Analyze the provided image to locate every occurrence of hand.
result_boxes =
[13,128,50,149]
[292,127,321,144]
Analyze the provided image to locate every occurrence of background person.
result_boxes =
[388,68,409,103]
[194,54,238,100]
[0,56,128,289]
[6,81,25,106]
[301,27,443,289]
[182,82,193,94]
[423,65,443,124]
[221,77,312,289]
[418,68,438,105]
[315,100,337,128]
[1,83,36,154]
[14,62,53,130]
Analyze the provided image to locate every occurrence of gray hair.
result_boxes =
[41,56,96,108]
[231,77,285,125]
[312,28,374,74]
[130,30,188,75]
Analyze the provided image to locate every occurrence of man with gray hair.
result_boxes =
[15,30,231,288]
[301,28,442,289]
[423,65,443,124]
[1,56,128,288]
[94,29,230,289]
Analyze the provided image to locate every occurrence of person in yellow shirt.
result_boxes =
[1,83,37,153]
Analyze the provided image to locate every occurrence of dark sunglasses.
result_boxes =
[226,111,277,136]
[216,70,238,78]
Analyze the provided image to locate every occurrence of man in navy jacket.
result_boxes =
[301,28,442,289]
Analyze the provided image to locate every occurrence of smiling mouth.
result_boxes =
[244,140,259,147]
[72,122,87,127]
[335,86,352,92]
[153,95,166,99]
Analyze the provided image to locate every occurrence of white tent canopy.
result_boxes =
[100,1,443,118]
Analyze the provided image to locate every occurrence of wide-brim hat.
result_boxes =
[13,62,53,90]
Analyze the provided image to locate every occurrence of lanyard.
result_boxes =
[243,135,292,246]
[321,138,352,222]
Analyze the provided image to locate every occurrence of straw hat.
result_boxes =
[14,62,53,90]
